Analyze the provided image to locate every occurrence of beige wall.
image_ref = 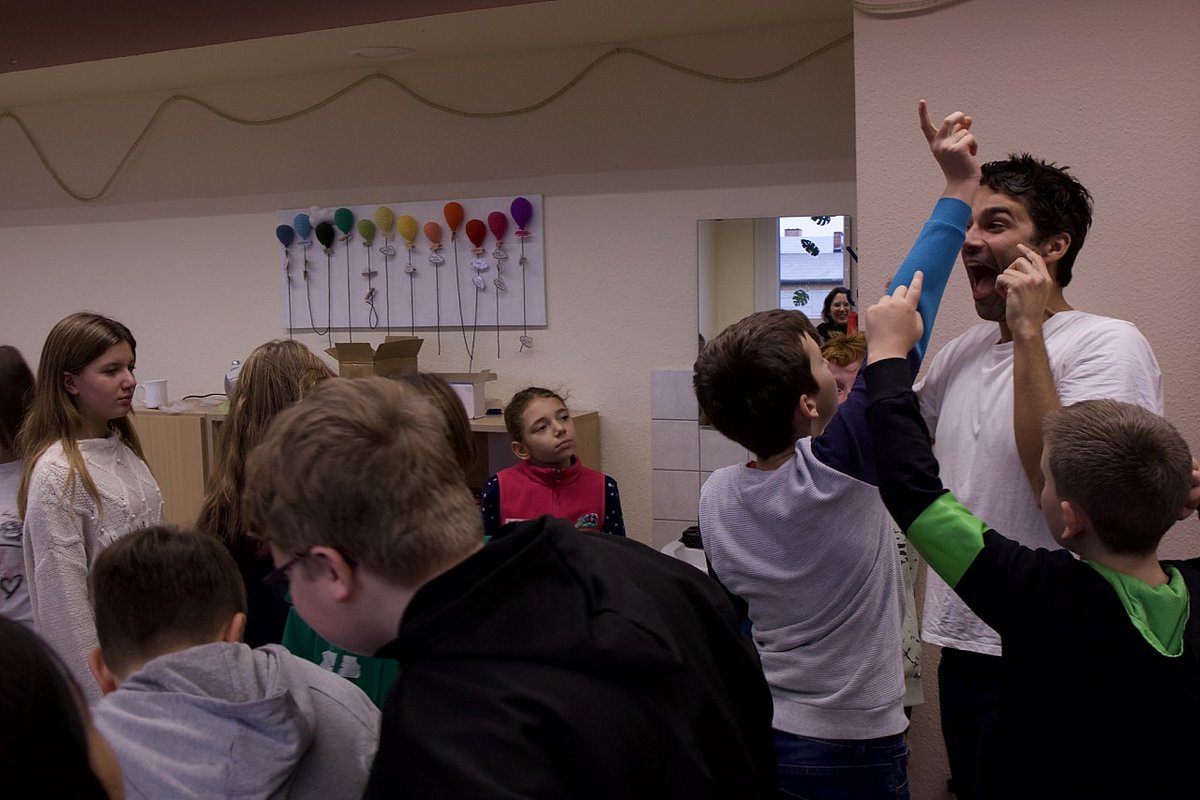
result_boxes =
[854,1,1200,796]
[0,20,855,551]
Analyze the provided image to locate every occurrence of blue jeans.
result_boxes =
[773,729,909,800]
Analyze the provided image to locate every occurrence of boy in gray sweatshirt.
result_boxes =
[87,525,380,800]
[693,100,978,799]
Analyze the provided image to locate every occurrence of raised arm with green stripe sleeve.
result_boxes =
[865,357,986,588]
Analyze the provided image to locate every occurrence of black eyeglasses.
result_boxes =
[262,551,310,604]
[261,548,359,604]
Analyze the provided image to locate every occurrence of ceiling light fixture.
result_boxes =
[348,46,416,61]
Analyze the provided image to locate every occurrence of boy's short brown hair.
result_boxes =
[820,332,867,368]
[241,377,482,586]
[693,309,820,458]
[1044,399,1192,554]
[90,526,247,678]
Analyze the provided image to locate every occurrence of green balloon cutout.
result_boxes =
[334,207,355,235]
[357,219,377,246]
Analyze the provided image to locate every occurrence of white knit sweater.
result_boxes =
[22,436,163,701]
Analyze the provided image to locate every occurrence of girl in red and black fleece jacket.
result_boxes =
[481,387,624,541]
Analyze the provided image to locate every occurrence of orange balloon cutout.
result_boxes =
[423,221,443,246]
[443,202,464,240]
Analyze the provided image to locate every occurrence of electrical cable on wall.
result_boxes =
[0,33,853,203]
[852,0,967,14]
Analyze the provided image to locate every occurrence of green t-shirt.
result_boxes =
[281,607,400,708]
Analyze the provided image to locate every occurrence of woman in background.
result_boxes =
[816,286,855,342]
[19,312,163,701]
[196,339,330,647]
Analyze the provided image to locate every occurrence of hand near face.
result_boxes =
[996,243,1054,338]
[918,99,981,196]
[1180,459,1200,520]
[866,271,925,364]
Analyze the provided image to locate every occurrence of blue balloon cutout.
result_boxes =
[293,213,312,239]
[275,224,295,247]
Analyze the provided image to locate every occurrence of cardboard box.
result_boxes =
[326,337,422,378]
[433,369,498,418]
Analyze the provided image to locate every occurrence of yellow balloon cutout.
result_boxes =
[397,215,418,249]
[374,207,396,238]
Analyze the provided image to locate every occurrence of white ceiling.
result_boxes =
[0,0,852,108]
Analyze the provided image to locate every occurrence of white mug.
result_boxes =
[135,379,168,409]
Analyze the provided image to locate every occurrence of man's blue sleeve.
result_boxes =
[814,197,969,481]
[886,196,971,360]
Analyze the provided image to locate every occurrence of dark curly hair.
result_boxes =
[981,153,1093,287]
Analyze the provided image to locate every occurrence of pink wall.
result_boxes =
[854,1,1200,796]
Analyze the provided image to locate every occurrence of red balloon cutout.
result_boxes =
[487,211,508,242]
[465,219,487,249]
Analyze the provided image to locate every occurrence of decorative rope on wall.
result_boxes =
[0,32,852,204]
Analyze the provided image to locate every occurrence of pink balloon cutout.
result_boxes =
[423,221,443,245]
[465,219,487,249]
[487,211,508,242]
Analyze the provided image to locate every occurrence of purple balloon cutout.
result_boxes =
[293,213,312,239]
[275,224,295,248]
[510,197,533,231]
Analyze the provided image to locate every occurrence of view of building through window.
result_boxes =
[778,215,848,320]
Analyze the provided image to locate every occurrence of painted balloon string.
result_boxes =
[275,224,296,339]
[375,207,397,336]
[335,208,355,342]
[295,214,329,339]
[488,211,509,359]
[398,215,418,337]
[465,218,488,373]
[424,221,445,354]
[358,218,380,329]
[444,202,472,363]
[314,221,337,346]
[511,197,535,351]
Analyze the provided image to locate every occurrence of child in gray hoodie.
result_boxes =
[88,525,380,799]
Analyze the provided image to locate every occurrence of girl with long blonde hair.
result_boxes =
[197,339,331,647]
[19,312,163,700]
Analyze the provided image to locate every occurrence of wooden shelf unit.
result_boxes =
[129,403,600,527]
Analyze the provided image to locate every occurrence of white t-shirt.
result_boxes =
[0,459,33,629]
[916,311,1163,655]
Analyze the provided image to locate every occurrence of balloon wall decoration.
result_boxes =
[314,222,336,345]
[396,215,419,337]
[464,219,489,372]
[292,213,320,336]
[334,208,356,342]
[424,221,445,354]
[511,196,535,351]
[276,195,544,371]
[487,211,510,358]
[374,207,397,334]
[442,202,469,358]
[357,219,380,329]
[275,224,296,339]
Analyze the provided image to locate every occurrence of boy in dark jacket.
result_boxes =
[242,376,777,799]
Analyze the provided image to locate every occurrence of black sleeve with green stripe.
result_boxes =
[865,357,986,588]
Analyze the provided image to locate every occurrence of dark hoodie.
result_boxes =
[364,516,776,799]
